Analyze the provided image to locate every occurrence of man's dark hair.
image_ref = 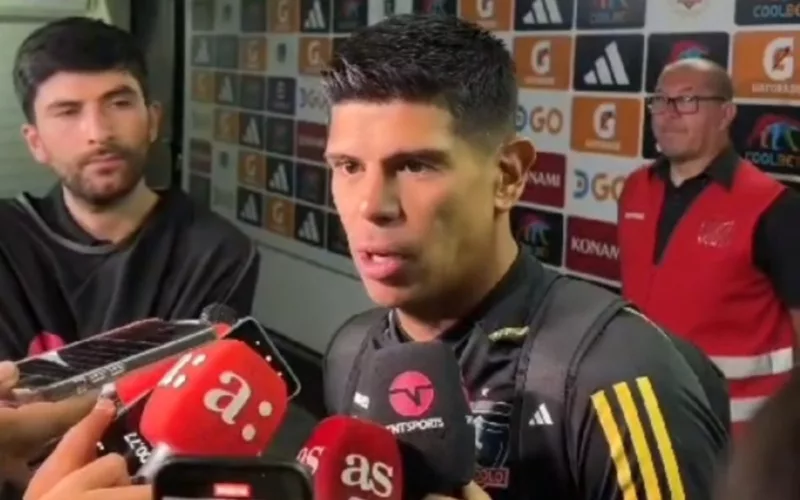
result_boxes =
[323,14,517,148]
[13,17,149,123]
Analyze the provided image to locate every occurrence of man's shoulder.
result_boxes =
[325,307,388,358]
[162,189,254,256]
[576,306,704,392]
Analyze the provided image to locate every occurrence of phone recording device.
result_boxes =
[153,457,313,500]
[12,319,219,403]
[223,317,302,400]
[10,312,302,404]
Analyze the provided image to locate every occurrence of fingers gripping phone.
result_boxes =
[153,457,312,500]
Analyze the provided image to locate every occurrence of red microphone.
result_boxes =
[131,338,288,480]
[297,415,403,500]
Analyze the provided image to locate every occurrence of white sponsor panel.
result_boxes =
[296,76,330,124]
[516,90,571,152]
[566,153,641,223]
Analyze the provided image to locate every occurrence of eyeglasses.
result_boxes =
[645,95,727,115]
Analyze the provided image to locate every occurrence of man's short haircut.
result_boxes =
[322,14,517,150]
[659,58,734,101]
[13,17,149,123]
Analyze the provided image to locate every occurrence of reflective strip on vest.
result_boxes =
[710,346,794,380]
[731,396,768,423]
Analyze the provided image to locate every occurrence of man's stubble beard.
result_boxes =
[62,146,149,209]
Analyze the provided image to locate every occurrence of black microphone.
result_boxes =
[96,389,154,474]
[352,341,475,498]
[200,303,238,324]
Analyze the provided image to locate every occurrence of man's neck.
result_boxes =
[395,232,519,342]
[63,182,159,244]
[669,141,730,186]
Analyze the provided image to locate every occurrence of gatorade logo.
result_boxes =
[388,371,434,418]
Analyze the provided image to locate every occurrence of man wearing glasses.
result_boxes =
[618,58,800,435]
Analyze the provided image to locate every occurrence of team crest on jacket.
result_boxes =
[471,399,512,490]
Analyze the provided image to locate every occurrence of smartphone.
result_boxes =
[224,317,302,400]
[153,457,312,500]
[11,315,301,404]
[12,319,219,403]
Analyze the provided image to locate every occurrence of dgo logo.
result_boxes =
[388,371,435,418]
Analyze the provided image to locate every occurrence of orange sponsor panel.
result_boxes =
[460,0,512,31]
[264,196,296,237]
[239,37,267,72]
[191,70,215,102]
[515,36,573,90]
[214,109,240,143]
[268,0,300,33]
[298,37,332,76]
[570,96,642,158]
[237,151,266,188]
[732,31,800,99]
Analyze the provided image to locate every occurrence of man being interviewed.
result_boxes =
[322,14,727,500]
[618,58,800,434]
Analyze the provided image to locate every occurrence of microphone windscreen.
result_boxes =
[297,415,403,500]
[201,303,239,324]
[353,341,475,495]
[97,389,154,474]
[140,339,289,457]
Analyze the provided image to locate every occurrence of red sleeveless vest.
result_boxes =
[619,159,793,434]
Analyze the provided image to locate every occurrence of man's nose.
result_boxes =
[358,170,402,224]
[80,108,115,144]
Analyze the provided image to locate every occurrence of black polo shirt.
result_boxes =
[325,251,728,499]
[0,186,259,360]
[651,150,800,309]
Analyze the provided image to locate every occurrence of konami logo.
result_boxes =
[519,152,566,208]
[565,216,620,281]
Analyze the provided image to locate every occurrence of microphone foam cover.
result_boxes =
[200,303,239,324]
[354,341,475,494]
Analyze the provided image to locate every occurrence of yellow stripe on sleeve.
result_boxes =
[636,376,686,500]
[591,390,638,500]
[613,381,662,500]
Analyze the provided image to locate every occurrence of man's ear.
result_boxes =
[721,101,737,131]
[21,123,49,164]
[147,101,163,143]
[495,137,537,212]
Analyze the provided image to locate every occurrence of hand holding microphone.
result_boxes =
[24,398,150,500]
[108,338,289,480]
[423,482,491,500]
[352,342,475,498]
[0,362,96,487]
[297,415,403,500]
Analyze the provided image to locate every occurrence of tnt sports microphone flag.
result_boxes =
[353,341,475,492]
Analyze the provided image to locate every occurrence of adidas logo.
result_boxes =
[528,403,553,426]
[304,0,326,29]
[239,195,259,222]
[242,118,261,147]
[269,163,290,193]
[298,212,321,242]
[583,42,630,86]
[521,0,563,25]
[194,39,211,64]
[218,76,234,102]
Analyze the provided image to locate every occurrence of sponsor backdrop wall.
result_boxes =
[183,0,800,351]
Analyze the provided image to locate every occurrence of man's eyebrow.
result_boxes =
[324,148,450,164]
[45,84,139,111]
[101,84,138,100]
